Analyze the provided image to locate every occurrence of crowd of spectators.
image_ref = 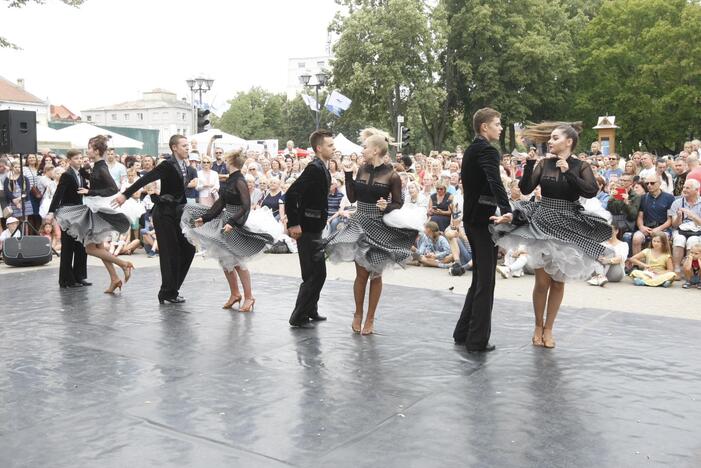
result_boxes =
[1,135,700,290]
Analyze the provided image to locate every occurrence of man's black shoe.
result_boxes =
[60,283,83,289]
[290,321,315,329]
[159,295,186,304]
[78,280,92,286]
[454,339,465,346]
[309,315,327,322]
[466,343,496,353]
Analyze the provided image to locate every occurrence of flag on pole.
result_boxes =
[301,94,320,112]
[325,90,352,117]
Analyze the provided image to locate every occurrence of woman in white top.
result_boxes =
[404,181,429,210]
[588,223,630,286]
[38,164,58,220]
[196,156,220,207]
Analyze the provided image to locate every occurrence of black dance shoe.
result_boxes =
[309,315,327,322]
[60,283,83,289]
[466,343,496,353]
[78,280,92,286]
[159,295,186,304]
[290,321,315,329]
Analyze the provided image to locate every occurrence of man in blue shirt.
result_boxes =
[631,175,675,255]
[602,153,623,181]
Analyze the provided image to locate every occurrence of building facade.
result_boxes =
[81,89,193,154]
[286,56,332,99]
[0,76,49,125]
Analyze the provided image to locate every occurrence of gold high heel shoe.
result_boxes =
[361,319,375,335]
[543,328,556,349]
[240,297,256,312]
[532,326,544,347]
[104,279,123,294]
[121,262,135,284]
[222,295,242,309]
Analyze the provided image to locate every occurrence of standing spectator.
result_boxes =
[140,155,155,177]
[623,159,639,178]
[638,153,656,181]
[209,146,229,183]
[589,140,602,157]
[669,179,701,274]
[4,161,33,221]
[269,159,285,180]
[687,153,700,172]
[259,177,284,220]
[246,174,263,206]
[184,154,199,204]
[326,177,345,234]
[0,158,9,228]
[37,165,58,219]
[428,181,453,232]
[196,156,220,207]
[657,158,674,194]
[23,153,42,232]
[629,175,675,256]
[106,148,127,186]
[672,157,689,196]
[283,140,297,157]
[603,153,623,181]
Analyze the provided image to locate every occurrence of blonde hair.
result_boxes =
[224,149,246,169]
[361,127,392,157]
[201,156,212,164]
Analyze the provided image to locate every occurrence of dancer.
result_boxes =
[494,123,612,348]
[181,149,278,312]
[452,108,512,353]
[46,149,89,288]
[326,128,420,335]
[55,136,134,293]
[285,129,335,328]
[113,134,196,304]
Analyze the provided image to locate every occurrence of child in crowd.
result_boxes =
[40,221,61,254]
[628,232,677,287]
[588,223,629,286]
[411,221,453,268]
[682,243,701,289]
[496,245,529,279]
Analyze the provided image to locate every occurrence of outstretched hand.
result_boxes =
[111,194,127,208]
[490,213,513,225]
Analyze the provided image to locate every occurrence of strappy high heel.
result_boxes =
[240,297,256,312]
[104,279,123,294]
[222,295,242,309]
[361,319,375,335]
[532,326,544,347]
[352,313,362,333]
[543,328,556,349]
[121,262,135,284]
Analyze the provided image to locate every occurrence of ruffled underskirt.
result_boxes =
[56,195,134,245]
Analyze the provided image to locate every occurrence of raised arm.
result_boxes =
[519,159,542,196]
[384,172,403,213]
[344,171,356,203]
[123,163,165,198]
[224,177,251,228]
[563,160,598,198]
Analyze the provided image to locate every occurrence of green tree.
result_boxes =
[2,0,85,49]
[574,0,701,155]
[218,87,286,140]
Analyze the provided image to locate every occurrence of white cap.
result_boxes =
[6,217,19,224]
[188,153,201,161]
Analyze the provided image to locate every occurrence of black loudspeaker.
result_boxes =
[2,235,52,267]
[0,110,38,154]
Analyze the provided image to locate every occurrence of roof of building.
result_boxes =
[0,76,46,104]
[50,104,81,121]
[83,89,190,112]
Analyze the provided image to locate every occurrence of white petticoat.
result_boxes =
[245,206,283,242]
[84,194,144,224]
[383,204,427,231]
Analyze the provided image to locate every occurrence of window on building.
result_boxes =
[153,112,159,120]
[124,113,129,120]
[317,61,325,68]
[137,112,144,120]
[86,115,92,122]
[111,114,117,121]
[298,62,306,68]
[162,112,169,119]
[181,112,186,120]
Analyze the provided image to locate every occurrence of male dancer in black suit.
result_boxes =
[453,108,513,352]
[47,149,90,288]
[113,135,196,304]
[285,129,335,327]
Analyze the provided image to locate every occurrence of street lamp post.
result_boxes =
[299,71,328,130]
[187,77,214,133]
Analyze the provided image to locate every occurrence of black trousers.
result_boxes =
[289,231,326,325]
[58,229,87,286]
[453,223,497,349]
[153,203,195,300]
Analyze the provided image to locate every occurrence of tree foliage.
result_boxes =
[1,0,85,49]
[574,0,701,154]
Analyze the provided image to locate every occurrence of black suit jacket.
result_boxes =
[285,157,330,233]
[461,136,512,225]
[48,169,86,213]
[123,155,186,204]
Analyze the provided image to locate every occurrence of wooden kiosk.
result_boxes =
[593,116,619,156]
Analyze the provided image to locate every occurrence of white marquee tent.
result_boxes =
[334,133,363,155]
[54,123,144,149]
[188,129,247,151]
[37,124,73,150]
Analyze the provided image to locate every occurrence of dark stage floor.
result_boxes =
[1,266,700,467]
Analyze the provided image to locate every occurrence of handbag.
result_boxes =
[30,185,44,200]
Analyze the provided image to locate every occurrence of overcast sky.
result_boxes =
[1,0,341,113]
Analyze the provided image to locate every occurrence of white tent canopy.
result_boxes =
[37,124,72,150]
[54,123,144,149]
[188,129,247,152]
[334,133,363,155]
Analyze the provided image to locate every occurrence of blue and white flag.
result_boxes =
[325,90,352,117]
[301,94,320,112]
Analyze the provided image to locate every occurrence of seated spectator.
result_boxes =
[444,215,472,276]
[657,158,674,194]
[497,245,529,279]
[681,243,701,289]
[413,221,453,268]
[40,220,61,254]
[669,179,701,274]
[428,181,453,232]
[246,174,263,206]
[404,181,429,210]
[0,216,21,255]
[259,177,284,220]
[140,214,158,258]
[508,180,526,209]
[628,232,677,287]
[628,175,675,256]
[687,153,699,172]
[638,153,656,181]
[594,175,610,209]
[326,178,346,234]
[588,223,629,286]
[607,175,640,236]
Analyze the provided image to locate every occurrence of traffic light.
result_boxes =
[401,126,410,147]
[197,108,211,133]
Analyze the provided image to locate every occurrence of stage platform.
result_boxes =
[1,266,699,467]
